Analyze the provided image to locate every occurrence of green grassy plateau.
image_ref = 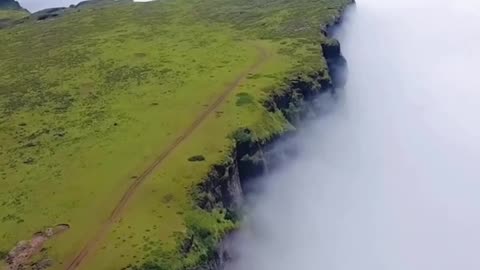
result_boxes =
[0,0,350,269]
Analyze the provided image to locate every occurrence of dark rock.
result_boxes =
[0,0,24,11]
[195,157,243,213]
[188,155,206,162]
[23,158,34,164]
[321,38,341,59]
[180,235,195,255]
[32,7,67,21]
[322,39,347,88]
[24,142,37,148]
[54,132,66,137]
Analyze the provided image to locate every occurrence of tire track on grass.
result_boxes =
[65,44,269,270]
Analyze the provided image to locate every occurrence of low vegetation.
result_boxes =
[0,0,350,269]
[0,0,29,27]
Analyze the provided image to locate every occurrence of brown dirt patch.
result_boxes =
[4,224,70,270]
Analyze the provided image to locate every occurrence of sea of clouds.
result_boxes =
[226,0,480,269]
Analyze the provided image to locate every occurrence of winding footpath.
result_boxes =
[65,44,270,270]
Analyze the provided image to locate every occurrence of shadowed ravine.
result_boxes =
[225,1,480,270]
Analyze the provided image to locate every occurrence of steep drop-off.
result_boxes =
[187,18,349,270]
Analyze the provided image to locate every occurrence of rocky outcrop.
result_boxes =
[28,0,132,22]
[322,39,348,88]
[31,7,68,21]
[0,0,29,28]
[0,0,24,11]
[195,155,244,215]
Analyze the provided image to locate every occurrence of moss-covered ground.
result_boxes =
[0,0,350,269]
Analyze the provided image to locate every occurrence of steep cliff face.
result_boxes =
[197,38,345,210]
[196,34,347,206]
[196,155,244,214]
[191,33,347,270]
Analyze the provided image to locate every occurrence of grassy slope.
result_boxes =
[0,0,349,269]
[0,0,29,24]
[0,9,28,22]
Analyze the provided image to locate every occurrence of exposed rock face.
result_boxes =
[0,0,23,11]
[31,7,67,21]
[196,156,244,214]
[28,0,132,22]
[201,33,347,200]
[322,39,348,89]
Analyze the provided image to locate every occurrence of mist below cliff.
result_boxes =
[226,0,480,269]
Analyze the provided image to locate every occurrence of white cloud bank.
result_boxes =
[226,0,480,270]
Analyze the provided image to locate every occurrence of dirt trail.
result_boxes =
[64,45,269,270]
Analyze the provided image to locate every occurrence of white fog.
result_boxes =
[226,0,480,269]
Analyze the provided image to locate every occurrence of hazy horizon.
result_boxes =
[226,0,480,269]
[18,0,154,12]
[18,0,82,12]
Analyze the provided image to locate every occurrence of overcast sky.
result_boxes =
[18,0,82,12]
[18,0,153,12]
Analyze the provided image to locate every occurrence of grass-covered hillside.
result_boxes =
[0,0,350,269]
[0,0,29,27]
[0,0,23,10]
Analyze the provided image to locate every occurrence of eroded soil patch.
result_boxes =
[4,224,70,270]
